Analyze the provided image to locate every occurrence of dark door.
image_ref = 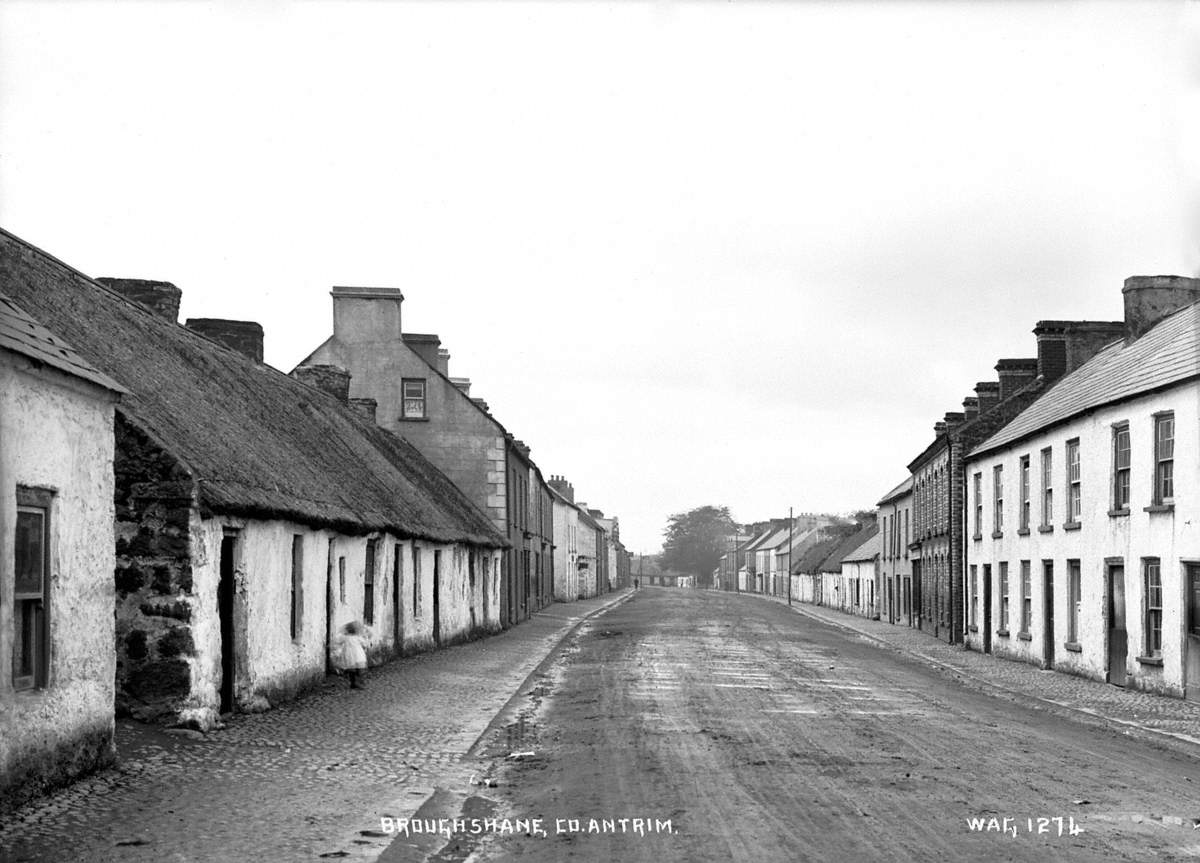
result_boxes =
[1108,564,1127,687]
[218,535,237,714]
[982,564,992,654]
[1186,565,1200,702]
[432,550,442,645]
[325,541,334,672]
[1043,561,1055,669]
[912,561,922,630]
[392,544,402,655]
[468,551,477,631]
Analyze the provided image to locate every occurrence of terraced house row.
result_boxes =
[864,274,1199,699]
[0,226,630,813]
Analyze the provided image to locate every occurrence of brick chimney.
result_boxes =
[943,411,966,433]
[1122,276,1200,341]
[548,475,575,503]
[962,396,980,422]
[437,348,450,376]
[291,364,351,403]
[974,381,1001,415]
[402,333,441,368]
[1034,320,1125,382]
[331,286,403,345]
[349,397,377,424]
[185,318,264,362]
[97,278,181,322]
[934,421,948,437]
[995,358,1038,401]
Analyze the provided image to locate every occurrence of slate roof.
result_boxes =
[876,475,913,507]
[972,302,1200,458]
[0,227,506,548]
[792,525,859,574]
[0,291,125,393]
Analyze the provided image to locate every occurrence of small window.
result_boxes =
[1066,439,1081,522]
[290,535,303,640]
[1019,456,1031,530]
[1040,448,1053,527]
[1067,560,1081,642]
[1145,559,1162,657]
[993,465,1004,535]
[999,562,1010,632]
[14,488,52,690]
[364,539,377,625]
[338,557,346,603]
[1112,424,1131,510]
[402,378,427,419]
[1020,560,1031,635]
[972,473,983,538]
[1154,413,1174,504]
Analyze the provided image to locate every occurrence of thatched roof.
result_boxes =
[0,227,506,548]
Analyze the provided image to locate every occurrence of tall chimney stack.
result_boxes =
[331,286,403,345]
[974,381,1001,415]
[185,318,264,362]
[1122,276,1200,341]
[995,358,1038,401]
[97,278,181,323]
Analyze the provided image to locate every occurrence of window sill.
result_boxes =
[1136,655,1163,667]
[996,628,1010,638]
[1017,527,1030,536]
[1108,507,1130,518]
[991,531,1004,539]
[1018,632,1032,642]
[1063,641,1082,653]
[1062,521,1081,531]
[1038,525,1054,534]
[968,624,979,633]
[1144,504,1174,514]
[398,416,430,423]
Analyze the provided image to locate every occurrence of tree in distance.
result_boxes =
[661,505,735,588]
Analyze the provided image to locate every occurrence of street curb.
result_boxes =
[738,590,1200,760]
[466,588,636,759]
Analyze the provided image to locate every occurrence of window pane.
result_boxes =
[12,599,40,687]
[15,509,45,595]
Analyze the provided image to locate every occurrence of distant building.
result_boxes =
[0,292,125,812]
[839,529,881,619]
[876,476,914,626]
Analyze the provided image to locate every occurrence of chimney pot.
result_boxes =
[291,364,352,403]
[437,348,450,376]
[98,278,182,322]
[1122,276,1200,341]
[185,318,264,363]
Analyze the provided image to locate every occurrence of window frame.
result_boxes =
[1019,560,1031,635]
[1112,423,1131,511]
[401,377,428,420]
[972,472,983,539]
[1019,455,1031,531]
[364,538,377,626]
[999,561,1010,633]
[1144,558,1162,658]
[992,465,1004,537]
[1153,412,1174,505]
[14,486,53,691]
[1040,447,1053,528]
[1066,439,1081,524]
[1067,559,1081,643]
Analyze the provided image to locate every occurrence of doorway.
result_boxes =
[392,544,402,655]
[1186,564,1200,702]
[325,540,334,672]
[1042,561,1055,669]
[1108,563,1127,687]
[982,564,992,654]
[912,561,922,630]
[432,549,442,645]
[218,532,238,714]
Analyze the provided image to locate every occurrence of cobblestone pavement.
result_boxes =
[754,592,1200,751]
[0,591,630,863]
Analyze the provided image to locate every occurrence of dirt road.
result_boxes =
[427,588,1200,862]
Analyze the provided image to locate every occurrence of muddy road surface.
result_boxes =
[419,588,1200,862]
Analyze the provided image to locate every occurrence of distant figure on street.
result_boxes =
[333,620,371,689]
[634,578,640,589]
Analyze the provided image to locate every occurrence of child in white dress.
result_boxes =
[333,620,371,689]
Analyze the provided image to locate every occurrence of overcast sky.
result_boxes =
[2,1,1198,554]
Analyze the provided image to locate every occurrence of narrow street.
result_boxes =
[424,588,1200,863]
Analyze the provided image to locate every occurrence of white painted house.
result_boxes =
[0,228,507,731]
[965,277,1200,699]
[0,292,125,811]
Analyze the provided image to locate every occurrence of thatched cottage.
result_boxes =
[0,228,508,730]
